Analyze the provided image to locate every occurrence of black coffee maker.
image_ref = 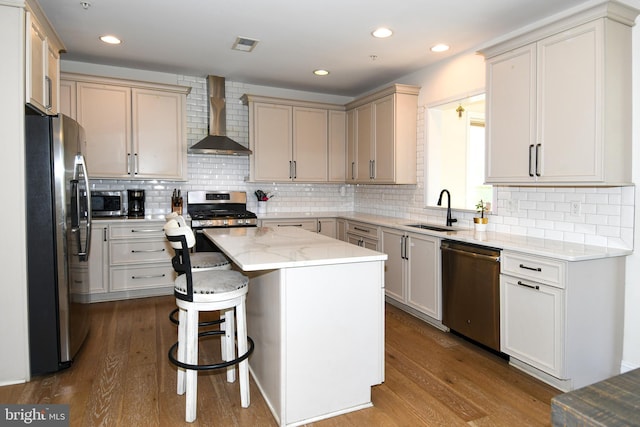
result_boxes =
[127,189,145,217]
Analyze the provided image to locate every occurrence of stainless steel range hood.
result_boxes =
[189,76,252,155]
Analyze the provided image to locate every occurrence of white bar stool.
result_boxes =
[164,222,254,423]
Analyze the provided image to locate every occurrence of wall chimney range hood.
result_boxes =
[189,75,252,155]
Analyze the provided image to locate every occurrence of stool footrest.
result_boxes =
[168,332,255,371]
[169,307,224,328]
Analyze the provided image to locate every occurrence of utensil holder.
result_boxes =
[257,201,267,214]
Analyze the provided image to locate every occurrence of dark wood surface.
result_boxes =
[0,296,561,426]
[551,368,640,427]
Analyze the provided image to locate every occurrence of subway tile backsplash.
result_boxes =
[89,75,634,250]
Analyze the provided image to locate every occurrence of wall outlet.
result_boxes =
[570,201,581,216]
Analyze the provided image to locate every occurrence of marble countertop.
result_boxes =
[203,227,387,271]
[257,211,632,261]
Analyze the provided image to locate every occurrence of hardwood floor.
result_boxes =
[0,296,560,426]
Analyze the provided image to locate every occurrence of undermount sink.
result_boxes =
[405,223,456,233]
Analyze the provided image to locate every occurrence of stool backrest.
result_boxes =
[164,223,196,302]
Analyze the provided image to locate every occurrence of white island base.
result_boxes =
[204,227,386,426]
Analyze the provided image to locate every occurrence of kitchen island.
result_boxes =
[203,227,387,427]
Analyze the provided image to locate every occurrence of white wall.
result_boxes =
[0,2,31,385]
[622,13,640,372]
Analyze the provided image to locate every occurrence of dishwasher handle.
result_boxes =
[441,246,500,263]
[441,240,501,263]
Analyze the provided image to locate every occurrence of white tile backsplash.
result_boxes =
[89,75,634,250]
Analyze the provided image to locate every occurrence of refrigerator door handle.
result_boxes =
[74,155,92,261]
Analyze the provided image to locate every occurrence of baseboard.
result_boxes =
[620,360,640,373]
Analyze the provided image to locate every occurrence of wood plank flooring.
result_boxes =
[0,296,561,426]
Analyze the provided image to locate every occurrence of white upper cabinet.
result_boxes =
[346,84,420,184]
[63,73,190,180]
[244,95,345,183]
[25,0,63,115]
[483,2,637,185]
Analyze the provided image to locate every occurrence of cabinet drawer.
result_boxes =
[346,221,380,240]
[501,251,565,288]
[110,239,172,264]
[260,218,317,232]
[110,264,175,291]
[110,223,165,239]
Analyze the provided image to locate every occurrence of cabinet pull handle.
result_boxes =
[528,144,535,177]
[134,153,139,175]
[519,263,542,272]
[289,161,293,179]
[351,162,355,180]
[517,280,540,290]
[318,221,322,233]
[132,273,166,280]
[277,224,303,227]
[131,229,162,233]
[293,160,297,179]
[131,248,166,253]
[535,144,541,177]
[127,153,132,175]
[353,227,370,233]
[103,227,108,242]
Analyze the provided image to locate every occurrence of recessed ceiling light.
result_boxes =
[99,35,121,45]
[430,44,450,52]
[372,27,393,38]
[313,69,330,76]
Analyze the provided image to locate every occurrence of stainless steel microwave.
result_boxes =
[91,191,125,217]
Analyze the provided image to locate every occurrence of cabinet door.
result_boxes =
[132,88,185,180]
[252,103,292,181]
[293,107,327,182]
[88,225,108,294]
[373,95,395,182]
[26,12,46,113]
[537,21,601,182]
[46,41,59,114]
[355,104,373,181]
[407,233,440,320]
[317,218,337,238]
[336,219,347,241]
[346,109,357,182]
[381,228,405,302]
[501,275,565,378]
[77,82,131,178]
[485,44,536,183]
[328,110,346,182]
[59,80,76,119]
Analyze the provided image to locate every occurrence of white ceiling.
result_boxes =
[39,0,600,96]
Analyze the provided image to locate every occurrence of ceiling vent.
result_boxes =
[232,36,259,52]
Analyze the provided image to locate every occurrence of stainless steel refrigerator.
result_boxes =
[25,108,92,375]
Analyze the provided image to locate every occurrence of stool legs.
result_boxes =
[185,308,199,423]
[176,308,186,395]
[237,298,250,408]
[221,310,237,383]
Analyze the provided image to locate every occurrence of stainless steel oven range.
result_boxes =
[188,190,257,252]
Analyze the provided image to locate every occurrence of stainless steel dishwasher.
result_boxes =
[441,240,501,351]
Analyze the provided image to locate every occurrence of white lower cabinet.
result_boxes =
[260,217,338,239]
[260,218,318,232]
[500,250,625,391]
[501,274,564,378]
[86,220,175,302]
[88,225,109,296]
[382,228,441,321]
[345,220,380,251]
[317,218,337,238]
